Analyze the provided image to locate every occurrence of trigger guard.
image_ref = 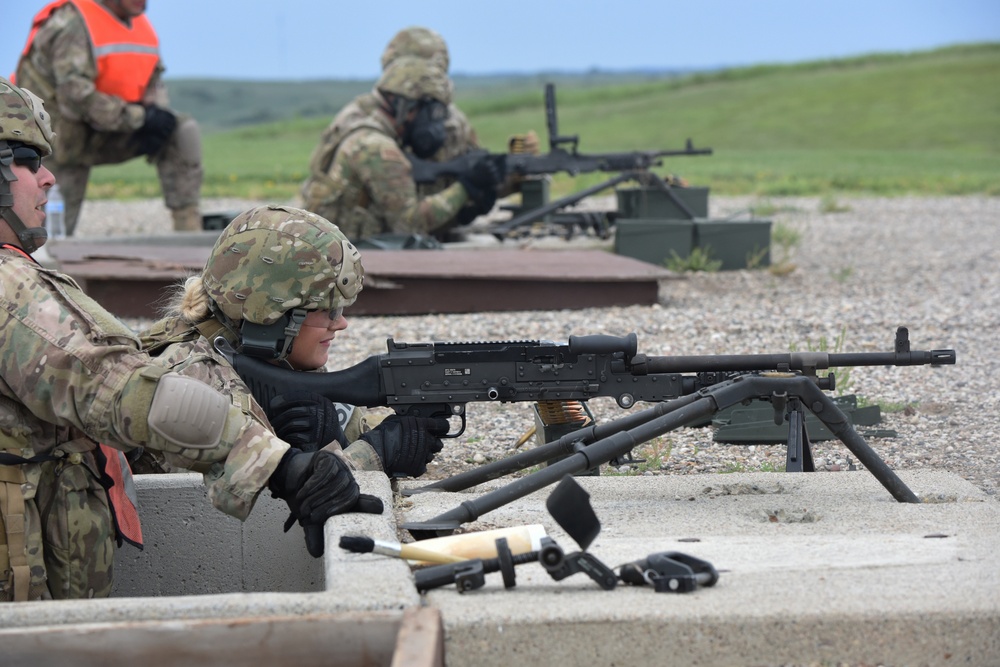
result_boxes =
[449,413,467,438]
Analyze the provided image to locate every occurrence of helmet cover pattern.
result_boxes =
[381,26,450,72]
[376,55,451,105]
[203,205,364,325]
[0,76,55,156]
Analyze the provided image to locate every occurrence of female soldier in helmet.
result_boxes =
[139,205,449,556]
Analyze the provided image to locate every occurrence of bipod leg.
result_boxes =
[402,393,719,538]
[785,399,815,473]
[405,395,701,496]
[792,379,918,503]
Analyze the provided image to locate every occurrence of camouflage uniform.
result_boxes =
[14,0,202,234]
[0,249,299,601]
[138,206,384,472]
[299,57,470,240]
[0,79,285,602]
[380,26,480,197]
[321,91,479,200]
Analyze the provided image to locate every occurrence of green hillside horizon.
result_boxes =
[91,42,1000,199]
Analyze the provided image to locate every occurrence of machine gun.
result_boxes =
[226,327,954,534]
[406,83,712,238]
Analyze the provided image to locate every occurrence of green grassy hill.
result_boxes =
[89,43,1000,200]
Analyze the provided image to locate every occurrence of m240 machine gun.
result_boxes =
[407,83,712,239]
[228,327,954,536]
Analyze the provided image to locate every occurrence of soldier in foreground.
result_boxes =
[14,0,203,233]
[0,77,421,601]
[299,54,503,241]
[138,204,450,556]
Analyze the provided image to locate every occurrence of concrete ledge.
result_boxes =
[323,473,421,611]
[398,470,1000,666]
[2,467,997,666]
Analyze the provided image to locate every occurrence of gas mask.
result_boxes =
[405,98,448,159]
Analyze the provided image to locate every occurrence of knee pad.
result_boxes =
[173,116,202,163]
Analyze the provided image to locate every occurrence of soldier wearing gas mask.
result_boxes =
[299,55,502,242]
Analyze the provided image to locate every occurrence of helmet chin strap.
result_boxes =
[235,307,307,361]
[0,144,47,254]
[0,208,48,253]
[275,308,307,361]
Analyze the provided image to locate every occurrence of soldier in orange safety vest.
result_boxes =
[13,0,203,234]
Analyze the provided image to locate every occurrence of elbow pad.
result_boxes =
[119,366,229,455]
[147,372,227,449]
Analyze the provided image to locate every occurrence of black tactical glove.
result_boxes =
[359,415,448,478]
[458,155,502,215]
[136,105,177,156]
[268,391,347,453]
[269,449,383,557]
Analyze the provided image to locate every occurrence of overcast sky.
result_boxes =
[3,0,998,81]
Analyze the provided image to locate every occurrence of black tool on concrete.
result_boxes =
[619,551,720,593]
[414,537,538,593]
[545,475,601,550]
[535,535,618,590]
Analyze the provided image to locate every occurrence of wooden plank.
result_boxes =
[50,243,669,318]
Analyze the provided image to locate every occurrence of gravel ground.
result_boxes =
[79,194,999,497]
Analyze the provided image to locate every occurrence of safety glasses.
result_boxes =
[302,307,344,328]
[10,144,43,173]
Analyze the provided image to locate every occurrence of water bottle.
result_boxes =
[46,183,66,240]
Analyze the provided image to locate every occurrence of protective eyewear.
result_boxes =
[418,98,448,121]
[302,307,344,327]
[11,144,43,173]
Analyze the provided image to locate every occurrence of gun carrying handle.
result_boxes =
[568,333,637,358]
[545,83,577,152]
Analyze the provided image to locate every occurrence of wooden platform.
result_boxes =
[48,238,670,319]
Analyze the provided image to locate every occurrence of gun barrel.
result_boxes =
[644,348,956,374]
[828,349,956,367]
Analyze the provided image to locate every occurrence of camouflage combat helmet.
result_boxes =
[0,76,54,156]
[381,26,450,72]
[376,55,451,105]
[0,76,56,253]
[203,205,364,358]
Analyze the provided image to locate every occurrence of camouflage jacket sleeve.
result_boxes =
[436,104,480,161]
[0,254,169,453]
[339,128,470,235]
[138,325,290,520]
[24,4,147,131]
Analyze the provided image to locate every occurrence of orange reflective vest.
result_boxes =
[19,0,159,103]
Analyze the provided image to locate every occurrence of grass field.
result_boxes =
[86,43,1000,201]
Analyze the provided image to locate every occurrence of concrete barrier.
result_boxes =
[0,472,441,667]
[3,468,997,666]
[112,472,323,596]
